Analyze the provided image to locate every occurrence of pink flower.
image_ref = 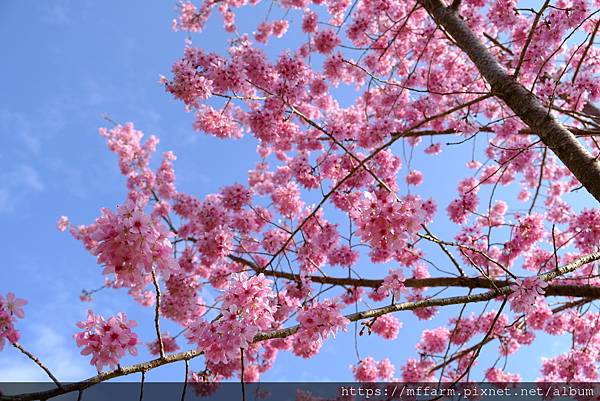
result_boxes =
[194,106,241,139]
[176,2,209,32]
[74,310,138,371]
[313,29,340,54]
[350,356,395,383]
[302,10,318,33]
[447,177,479,224]
[328,245,359,267]
[254,22,273,44]
[3,293,27,319]
[220,183,251,211]
[185,273,276,372]
[569,208,600,253]
[517,189,530,202]
[147,333,180,356]
[79,291,93,303]
[424,143,442,155]
[509,276,548,315]
[351,357,378,382]
[271,182,303,219]
[485,367,521,382]
[377,358,395,380]
[57,216,69,232]
[466,160,482,169]
[71,197,178,290]
[353,190,435,263]
[272,20,289,37]
[161,274,205,325]
[401,358,435,382]
[417,328,450,354]
[501,214,545,265]
[165,55,213,108]
[406,170,424,186]
[0,293,26,351]
[296,299,349,339]
[371,315,402,340]
[378,268,406,299]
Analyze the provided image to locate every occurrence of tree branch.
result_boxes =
[229,254,600,299]
[150,268,165,359]
[11,343,63,389]
[417,0,600,203]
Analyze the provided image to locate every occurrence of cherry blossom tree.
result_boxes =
[4,0,600,398]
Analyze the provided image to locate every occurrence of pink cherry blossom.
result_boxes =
[57,216,69,232]
[406,170,424,186]
[0,293,26,351]
[74,310,138,371]
[313,30,340,54]
[352,356,396,382]
[70,197,178,290]
[371,315,402,340]
[509,276,549,315]
[417,328,450,355]
[3,293,27,319]
[147,333,181,356]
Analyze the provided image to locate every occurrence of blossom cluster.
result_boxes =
[0,293,26,351]
[185,273,276,375]
[352,191,436,263]
[292,299,349,358]
[352,357,395,381]
[509,276,549,315]
[74,310,139,371]
[70,197,178,290]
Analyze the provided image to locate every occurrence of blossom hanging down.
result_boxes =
[509,276,549,314]
[70,197,179,290]
[185,273,277,368]
[292,299,349,358]
[74,310,139,371]
[0,293,27,351]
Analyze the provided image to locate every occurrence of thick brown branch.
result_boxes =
[417,0,600,202]
[390,126,600,139]
[229,254,600,299]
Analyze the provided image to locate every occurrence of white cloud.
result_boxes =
[0,164,46,213]
[0,109,40,155]
[13,165,45,192]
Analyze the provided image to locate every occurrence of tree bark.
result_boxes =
[417,0,600,202]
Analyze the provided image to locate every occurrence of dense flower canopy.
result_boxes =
[5,0,600,393]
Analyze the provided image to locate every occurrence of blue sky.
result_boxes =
[0,0,585,383]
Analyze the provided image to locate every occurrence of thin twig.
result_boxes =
[571,18,600,83]
[240,350,246,401]
[138,371,145,401]
[11,342,63,389]
[528,146,547,214]
[151,268,165,359]
[513,0,550,77]
[180,359,189,401]
[422,225,465,276]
